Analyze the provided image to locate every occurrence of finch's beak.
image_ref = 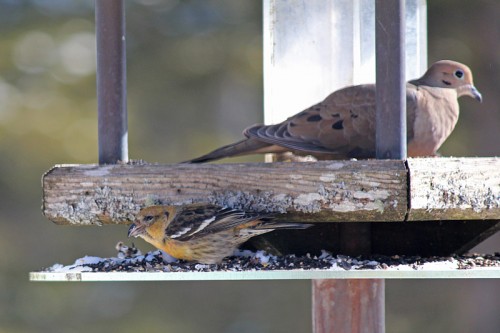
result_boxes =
[128,223,145,238]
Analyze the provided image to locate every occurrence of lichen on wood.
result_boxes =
[42,158,500,225]
[407,157,500,220]
[42,160,407,225]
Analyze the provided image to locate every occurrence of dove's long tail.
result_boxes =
[181,138,279,163]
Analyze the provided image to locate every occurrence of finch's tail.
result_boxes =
[181,138,275,164]
[257,222,313,230]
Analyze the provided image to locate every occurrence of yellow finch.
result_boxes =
[128,204,311,264]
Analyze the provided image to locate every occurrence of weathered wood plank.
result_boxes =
[42,157,500,226]
[42,160,407,225]
[407,157,500,220]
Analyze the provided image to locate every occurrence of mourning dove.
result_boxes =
[184,60,482,163]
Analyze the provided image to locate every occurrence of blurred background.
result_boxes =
[0,1,498,332]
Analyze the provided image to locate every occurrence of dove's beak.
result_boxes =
[128,223,145,238]
[468,85,483,102]
[458,84,482,102]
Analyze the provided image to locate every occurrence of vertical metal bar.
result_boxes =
[314,2,408,333]
[313,279,385,333]
[375,0,406,160]
[95,0,128,164]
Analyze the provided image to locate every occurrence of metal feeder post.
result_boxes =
[376,0,407,160]
[95,0,128,164]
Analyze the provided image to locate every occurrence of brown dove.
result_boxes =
[184,60,482,163]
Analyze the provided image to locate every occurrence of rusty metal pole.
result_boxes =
[313,279,385,333]
[95,0,128,164]
[312,235,385,333]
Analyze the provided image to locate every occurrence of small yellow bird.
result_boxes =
[128,204,312,264]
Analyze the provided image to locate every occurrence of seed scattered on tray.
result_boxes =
[43,242,500,273]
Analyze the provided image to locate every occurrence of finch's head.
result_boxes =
[128,205,175,239]
[421,60,482,102]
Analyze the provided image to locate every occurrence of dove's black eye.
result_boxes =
[454,69,464,79]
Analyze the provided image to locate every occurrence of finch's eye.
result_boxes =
[143,215,154,222]
[454,69,464,79]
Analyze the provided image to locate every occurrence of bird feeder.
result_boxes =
[31,1,500,333]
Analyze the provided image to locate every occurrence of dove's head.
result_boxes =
[419,60,482,102]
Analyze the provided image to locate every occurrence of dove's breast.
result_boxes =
[407,86,460,157]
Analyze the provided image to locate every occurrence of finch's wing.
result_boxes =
[165,204,262,241]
